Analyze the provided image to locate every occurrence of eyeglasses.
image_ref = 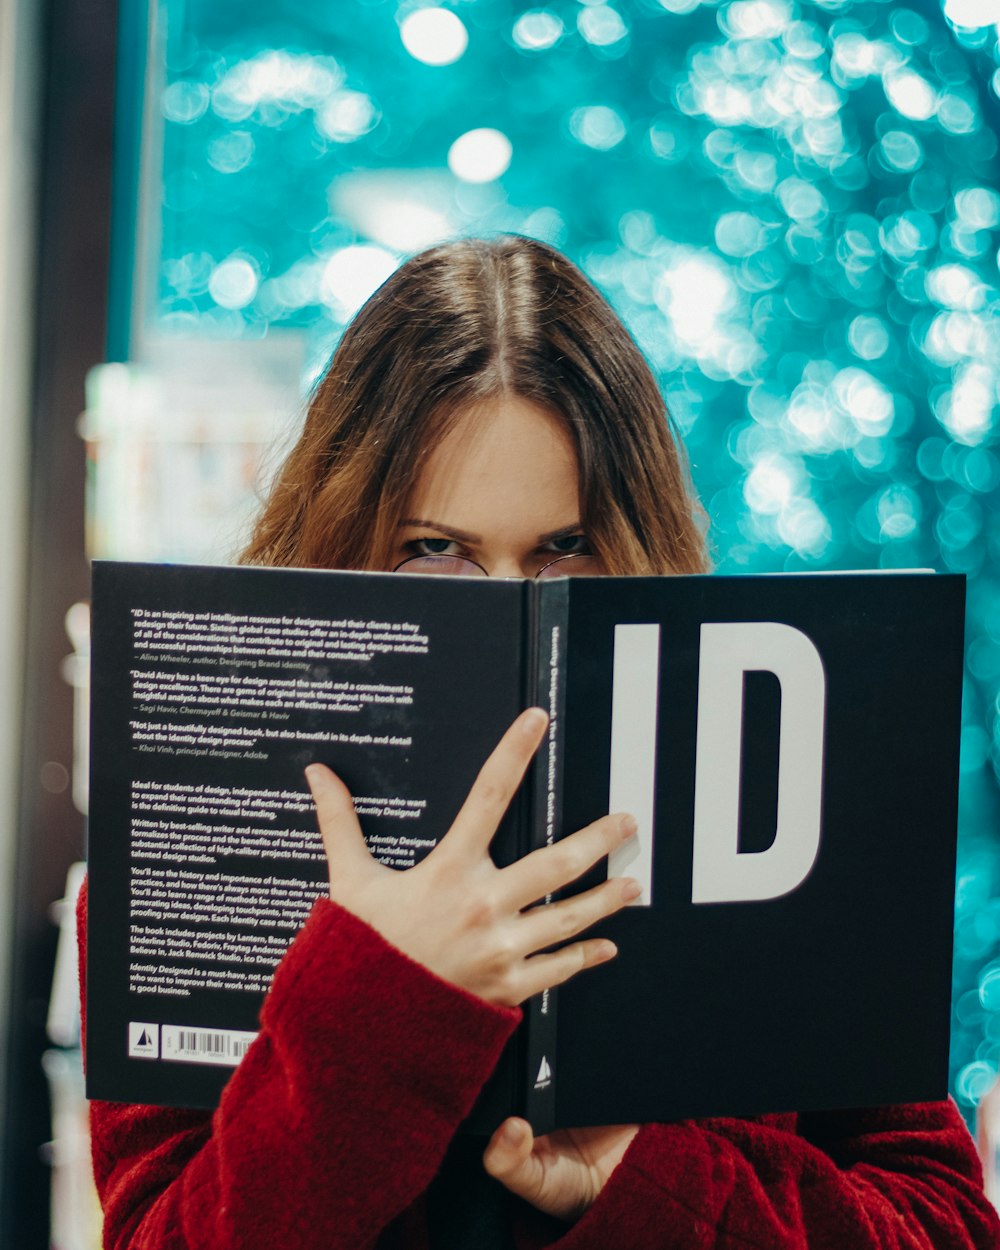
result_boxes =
[392,552,602,579]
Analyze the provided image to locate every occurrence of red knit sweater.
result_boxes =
[78,881,1000,1249]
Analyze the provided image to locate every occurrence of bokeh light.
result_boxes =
[512,11,564,52]
[447,129,513,183]
[399,8,469,66]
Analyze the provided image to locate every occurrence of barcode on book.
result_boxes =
[161,1025,258,1067]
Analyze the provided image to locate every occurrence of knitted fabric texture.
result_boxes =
[78,880,1000,1249]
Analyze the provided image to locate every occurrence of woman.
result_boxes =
[79,236,999,1248]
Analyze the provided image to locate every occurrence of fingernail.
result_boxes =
[522,708,547,735]
[503,1120,524,1144]
[597,940,618,963]
[622,878,642,901]
[304,764,325,789]
[619,814,638,837]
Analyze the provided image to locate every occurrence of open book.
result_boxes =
[86,562,964,1132]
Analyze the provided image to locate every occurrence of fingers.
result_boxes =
[518,876,640,953]
[485,875,634,1004]
[305,764,373,887]
[520,937,618,1001]
[443,708,548,857]
[483,1118,537,1192]
[502,812,637,910]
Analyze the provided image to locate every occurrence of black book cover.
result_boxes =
[86,563,964,1132]
[538,572,964,1128]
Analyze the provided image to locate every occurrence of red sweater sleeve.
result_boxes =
[78,878,520,1250]
[530,1105,1000,1249]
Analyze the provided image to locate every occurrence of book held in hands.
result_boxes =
[86,562,964,1132]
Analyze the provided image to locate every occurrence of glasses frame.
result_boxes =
[391,552,601,579]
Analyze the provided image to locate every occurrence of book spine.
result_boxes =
[521,579,570,1134]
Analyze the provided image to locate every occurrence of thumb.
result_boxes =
[483,1118,537,1191]
[305,763,374,889]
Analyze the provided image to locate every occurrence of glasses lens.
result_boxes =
[536,554,603,580]
[393,555,487,577]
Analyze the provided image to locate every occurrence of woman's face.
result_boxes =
[391,394,590,578]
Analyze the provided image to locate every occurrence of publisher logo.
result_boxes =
[129,1022,160,1059]
[534,1055,552,1089]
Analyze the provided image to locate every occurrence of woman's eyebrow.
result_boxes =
[399,518,482,543]
[537,522,585,544]
[400,519,585,545]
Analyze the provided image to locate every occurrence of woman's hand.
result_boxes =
[483,1118,640,1222]
[305,707,639,1007]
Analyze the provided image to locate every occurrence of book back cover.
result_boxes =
[86,561,527,1108]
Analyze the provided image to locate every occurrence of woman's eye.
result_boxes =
[409,537,462,557]
[545,534,590,555]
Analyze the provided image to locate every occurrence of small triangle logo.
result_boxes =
[129,1021,160,1059]
[535,1055,552,1086]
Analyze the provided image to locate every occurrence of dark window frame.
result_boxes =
[1,0,119,1244]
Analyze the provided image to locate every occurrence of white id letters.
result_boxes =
[607,621,826,906]
[691,621,826,904]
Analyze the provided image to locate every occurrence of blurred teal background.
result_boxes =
[131,0,1000,1119]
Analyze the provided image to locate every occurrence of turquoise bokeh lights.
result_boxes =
[144,0,1000,1117]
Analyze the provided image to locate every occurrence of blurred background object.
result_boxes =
[3,0,1000,1243]
[0,0,115,1246]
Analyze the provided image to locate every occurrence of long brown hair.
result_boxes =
[242,235,709,575]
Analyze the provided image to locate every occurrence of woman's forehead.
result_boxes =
[405,395,582,544]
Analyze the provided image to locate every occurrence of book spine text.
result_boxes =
[522,579,570,1133]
